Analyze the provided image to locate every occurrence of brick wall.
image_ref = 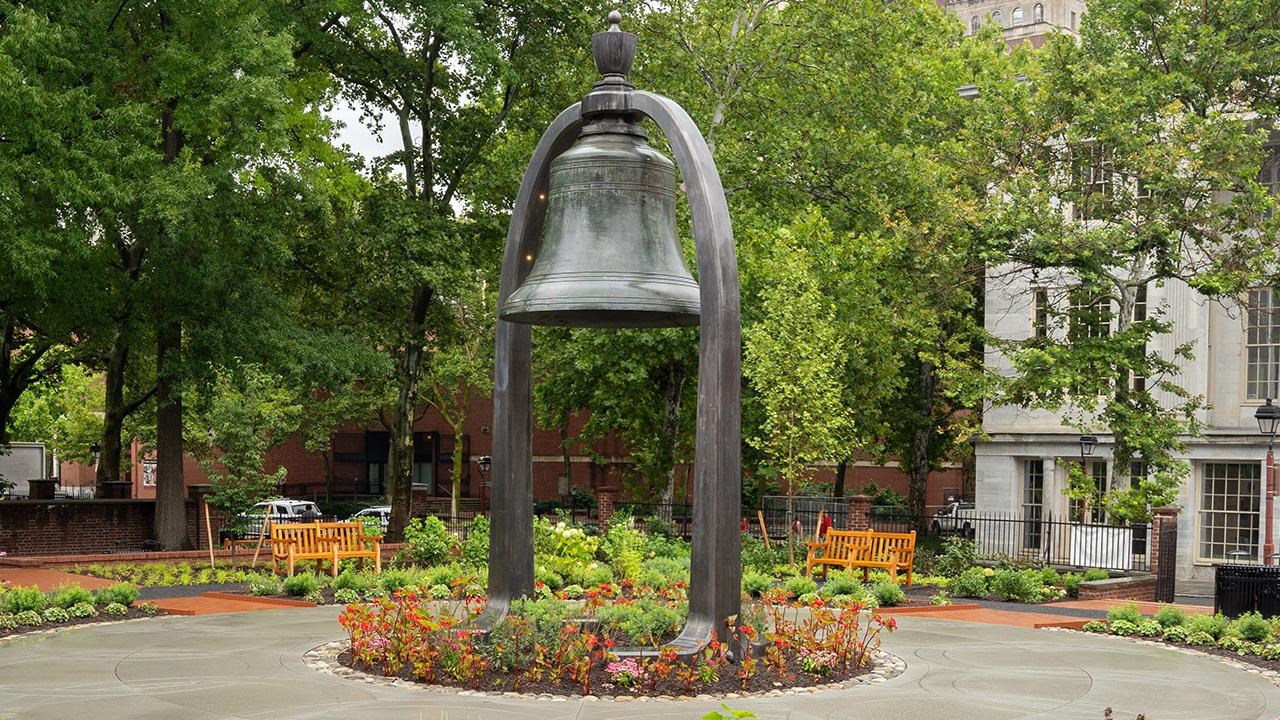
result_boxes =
[0,500,223,556]
[847,495,872,530]
[1078,575,1156,602]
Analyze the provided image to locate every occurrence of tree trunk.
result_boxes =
[98,330,130,490]
[908,360,935,534]
[559,422,572,498]
[154,322,188,550]
[387,285,432,542]
[834,459,848,497]
[322,447,334,501]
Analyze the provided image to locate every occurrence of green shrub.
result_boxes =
[0,614,16,630]
[534,565,565,591]
[1153,604,1186,629]
[1161,625,1191,643]
[51,584,95,609]
[42,607,70,623]
[639,557,689,589]
[426,584,451,599]
[595,598,683,646]
[1218,635,1248,652]
[304,589,325,604]
[333,588,360,604]
[1082,568,1110,582]
[1080,620,1109,633]
[15,610,43,626]
[1186,613,1228,639]
[460,516,490,567]
[1137,620,1163,637]
[1230,611,1274,642]
[1106,602,1143,626]
[741,534,782,573]
[1185,630,1216,646]
[104,602,129,617]
[575,563,614,587]
[950,567,989,598]
[934,537,980,577]
[69,602,97,619]
[560,584,585,599]
[138,602,159,615]
[990,569,1045,603]
[2,586,47,614]
[333,570,377,593]
[644,533,690,560]
[872,580,906,606]
[931,591,952,606]
[1061,573,1082,597]
[819,571,862,597]
[379,569,415,593]
[247,576,283,597]
[95,583,139,607]
[1108,619,1139,636]
[741,570,772,597]
[400,516,454,566]
[1039,566,1061,586]
[1259,644,1280,660]
[282,573,322,597]
[784,575,818,598]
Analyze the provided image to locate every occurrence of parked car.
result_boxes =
[224,499,323,542]
[349,505,391,532]
[931,501,977,538]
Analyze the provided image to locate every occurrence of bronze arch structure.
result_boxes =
[480,16,742,652]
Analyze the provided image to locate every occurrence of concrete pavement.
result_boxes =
[1,606,1277,720]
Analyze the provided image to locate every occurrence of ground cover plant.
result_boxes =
[71,561,274,587]
[1079,603,1280,671]
[337,586,894,696]
[0,582,161,637]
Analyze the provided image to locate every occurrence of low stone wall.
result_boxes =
[0,499,219,556]
[1078,574,1156,601]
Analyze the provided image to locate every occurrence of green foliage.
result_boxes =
[1153,605,1186,629]
[283,574,323,597]
[1083,568,1110,582]
[571,563,614,588]
[0,614,16,631]
[602,517,646,581]
[1185,613,1228,640]
[94,583,138,607]
[138,602,159,616]
[989,569,1047,603]
[784,575,818,598]
[1107,620,1139,637]
[460,516,490,568]
[1039,567,1061,586]
[871,581,906,607]
[950,568,989,598]
[333,570,378,594]
[1061,573,1082,598]
[2,586,46,614]
[702,704,757,720]
[42,607,69,623]
[741,570,772,597]
[104,603,129,617]
[399,516,454,567]
[69,602,96,619]
[741,535,782,573]
[1161,625,1190,643]
[9,364,104,464]
[1185,631,1217,646]
[51,585,95,610]
[247,576,284,597]
[1106,602,1143,626]
[595,598,683,646]
[1229,612,1273,643]
[935,539,980,578]
[14,610,43,627]
[819,571,863,598]
[534,565,565,591]
[1080,620,1108,633]
[639,556,689,590]
[333,588,360,605]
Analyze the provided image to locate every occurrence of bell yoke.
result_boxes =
[485,11,743,653]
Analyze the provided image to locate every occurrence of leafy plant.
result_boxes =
[1061,573,1082,597]
[595,598,683,646]
[50,584,95,609]
[460,516,490,567]
[871,580,906,606]
[1106,602,1143,626]
[333,588,360,604]
[14,610,43,626]
[1185,613,1227,640]
[2,586,47,614]
[399,516,454,566]
[247,576,284,597]
[95,583,138,607]
[935,538,980,577]
[741,570,772,597]
[1083,568,1110,582]
[1229,612,1273,642]
[1153,605,1185,629]
[42,607,70,623]
[0,614,17,631]
[69,602,97,619]
[104,603,129,617]
[784,575,817,598]
[137,602,159,615]
[950,567,989,598]
[819,571,862,597]
[990,569,1045,603]
[283,573,323,597]
[1080,620,1109,633]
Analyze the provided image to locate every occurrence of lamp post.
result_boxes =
[90,442,101,472]
[484,11,740,653]
[1077,435,1097,523]
[1256,399,1280,564]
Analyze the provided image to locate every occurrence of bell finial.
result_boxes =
[593,10,635,83]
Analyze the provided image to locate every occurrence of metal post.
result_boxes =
[1266,448,1275,565]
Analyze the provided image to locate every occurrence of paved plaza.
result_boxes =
[1,606,1277,720]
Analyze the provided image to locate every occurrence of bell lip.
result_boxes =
[499,308,702,329]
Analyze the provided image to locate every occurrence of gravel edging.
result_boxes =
[1046,627,1280,688]
[303,640,906,701]
[0,615,161,644]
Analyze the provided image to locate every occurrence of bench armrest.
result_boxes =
[360,534,383,543]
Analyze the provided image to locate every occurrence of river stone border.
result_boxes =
[0,615,158,644]
[304,640,906,701]
[1047,627,1280,688]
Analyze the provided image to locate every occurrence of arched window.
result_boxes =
[971,15,980,33]
[1034,3,1044,21]
[992,10,1002,24]
[1012,7,1024,24]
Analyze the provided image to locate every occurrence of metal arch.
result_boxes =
[479,102,584,629]
[630,90,742,651]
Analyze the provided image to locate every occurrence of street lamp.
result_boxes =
[1079,435,1098,457]
[484,11,741,653]
[1256,399,1280,564]
[1075,435,1097,523]
[475,455,492,483]
[89,442,101,469]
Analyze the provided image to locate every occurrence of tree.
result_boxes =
[8,363,105,477]
[743,212,851,559]
[975,0,1280,520]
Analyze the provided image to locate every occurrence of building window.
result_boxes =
[1074,145,1114,220]
[1071,11,1077,29]
[1012,6,1024,24]
[1069,460,1108,524]
[971,15,980,34]
[1034,3,1044,21]
[1032,287,1050,339]
[1069,287,1110,342]
[1247,287,1280,400]
[1023,459,1045,550]
[1132,283,1148,392]
[1198,462,1261,561]
[992,10,1002,25]
[1261,146,1280,218]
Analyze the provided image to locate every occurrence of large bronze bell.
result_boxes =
[500,120,701,328]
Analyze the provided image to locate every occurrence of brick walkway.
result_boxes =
[1053,598,1213,615]
[879,604,1095,628]
[0,566,115,591]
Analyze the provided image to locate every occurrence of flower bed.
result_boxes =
[0,581,162,638]
[335,590,894,697]
[1077,602,1280,672]
[71,561,273,587]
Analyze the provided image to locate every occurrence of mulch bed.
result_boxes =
[334,647,876,697]
[0,606,166,639]
[1188,644,1280,673]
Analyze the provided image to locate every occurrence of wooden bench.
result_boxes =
[805,529,916,586]
[270,521,383,577]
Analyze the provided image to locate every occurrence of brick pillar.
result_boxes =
[1151,505,1179,571]
[596,487,618,531]
[847,494,872,530]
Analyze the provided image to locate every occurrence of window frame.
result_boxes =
[1022,459,1045,550]
[1011,6,1024,24]
[1246,287,1280,401]
[1033,3,1044,21]
[1196,461,1263,563]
